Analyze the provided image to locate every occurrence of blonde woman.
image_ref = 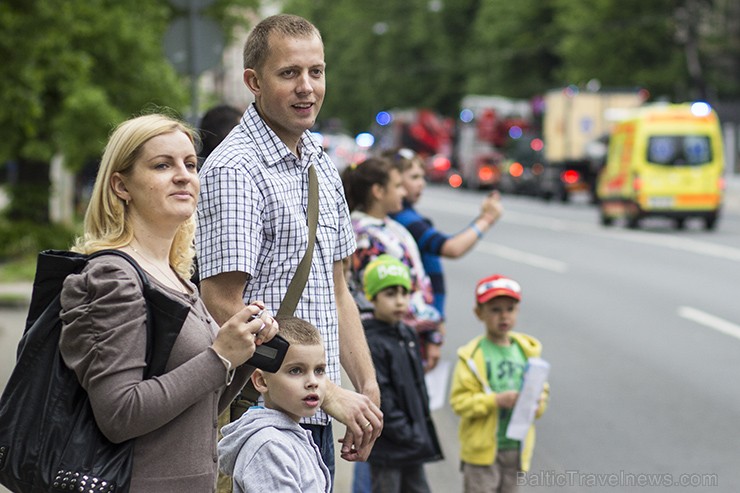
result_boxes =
[60,114,278,492]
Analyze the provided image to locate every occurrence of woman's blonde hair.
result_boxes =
[72,113,199,278]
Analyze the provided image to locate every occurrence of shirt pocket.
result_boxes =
[315,188,340,253]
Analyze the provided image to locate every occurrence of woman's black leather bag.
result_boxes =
[0,249,189,492]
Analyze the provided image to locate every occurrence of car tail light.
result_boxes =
[431,155,451,172]
[561,169,580,184]
[719,176,726,191]
[509,162,524,177]
[633,175,642,191]
[448,173,463,188]
[530,138,544,152]
[479,166,496,182]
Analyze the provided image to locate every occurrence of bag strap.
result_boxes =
[277,164,319,316]
[233,164,319,416]
[89,249,150,287]
[87,249,187,379]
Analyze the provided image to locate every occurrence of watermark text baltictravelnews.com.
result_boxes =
[518,470,718,488]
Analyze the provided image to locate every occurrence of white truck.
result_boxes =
[540,87,647,202]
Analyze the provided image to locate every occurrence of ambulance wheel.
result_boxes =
[675,217,686,230]
[600,211,613,226]
[626,214,641,229]
[704,214,718,231]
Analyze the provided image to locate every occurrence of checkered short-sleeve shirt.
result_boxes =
[196,104,356,425]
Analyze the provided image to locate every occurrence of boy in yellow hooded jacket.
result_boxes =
[450,274,549,493]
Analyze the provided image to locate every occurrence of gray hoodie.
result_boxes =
[218,407,331,493]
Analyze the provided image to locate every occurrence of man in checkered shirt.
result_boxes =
[196,14,382,481]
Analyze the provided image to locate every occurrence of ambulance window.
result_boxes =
[647,136,711,166]
[684,136,711,164]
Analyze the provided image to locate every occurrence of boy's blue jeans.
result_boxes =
[352,461,372,493]
[301,423,335,488]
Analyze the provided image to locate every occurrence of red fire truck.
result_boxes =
[451,95,533,189]
[372,108,454,182]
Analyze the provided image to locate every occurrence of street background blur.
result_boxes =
[2,1,740,492]
[3,181,740,492]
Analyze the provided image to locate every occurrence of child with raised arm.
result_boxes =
[218,316,331,493]
[386,147,503,319]
[450,274,549,493]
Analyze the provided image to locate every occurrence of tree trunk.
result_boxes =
[6,158,51,223]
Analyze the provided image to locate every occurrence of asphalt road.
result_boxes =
[2,184,740,493]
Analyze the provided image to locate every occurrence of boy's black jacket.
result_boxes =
[363,318,443,466]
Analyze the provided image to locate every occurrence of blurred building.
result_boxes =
[199,2,282,110]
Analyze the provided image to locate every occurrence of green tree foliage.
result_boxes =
[678,0,740,101]
[0,0,256,223]
[285,0,454,132]
[280,0,738,133]
[0,0,186,222]
[0,0,186,170]
[464,0,560,98]
[553,0,683,99]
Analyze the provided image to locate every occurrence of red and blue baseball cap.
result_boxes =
[475,274,522,304]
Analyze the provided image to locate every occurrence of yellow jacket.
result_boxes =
[449,333,549,471]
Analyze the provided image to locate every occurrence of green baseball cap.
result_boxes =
[363,254,411,300]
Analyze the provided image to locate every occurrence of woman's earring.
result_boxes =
[125,199,130,206]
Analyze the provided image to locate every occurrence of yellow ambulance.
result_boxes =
[596,102,724,230]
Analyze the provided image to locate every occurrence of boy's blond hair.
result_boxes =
[274,316,323,347]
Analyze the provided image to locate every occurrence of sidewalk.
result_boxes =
[0,282,32,308]
[725,173,740,213]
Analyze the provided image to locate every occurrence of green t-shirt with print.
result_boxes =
[480,337,527,450]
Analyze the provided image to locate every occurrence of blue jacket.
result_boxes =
[391,203,449,317]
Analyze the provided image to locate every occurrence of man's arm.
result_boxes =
[335,260,380,406]
[200,271,250,325]
[321,260,383,460]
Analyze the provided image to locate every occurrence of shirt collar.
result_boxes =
[244,103,323,171]
[351,210,386,226]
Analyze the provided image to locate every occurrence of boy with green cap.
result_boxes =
[359,254,443,493]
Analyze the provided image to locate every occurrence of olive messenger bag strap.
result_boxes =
[231,164,319,417]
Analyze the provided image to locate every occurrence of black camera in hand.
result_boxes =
[244,312,289,373]
[246,334,289,373]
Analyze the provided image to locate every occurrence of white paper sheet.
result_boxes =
[506,357,550,440]
[424,359,452,411]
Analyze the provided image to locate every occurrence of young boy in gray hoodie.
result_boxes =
[218,316,331,493]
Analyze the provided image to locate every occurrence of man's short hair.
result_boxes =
[274,315,323,346]
[243,14,322,70]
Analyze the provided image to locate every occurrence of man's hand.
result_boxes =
[424,342,441,372]
[322,382,383,460]
[338,431,371,462]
